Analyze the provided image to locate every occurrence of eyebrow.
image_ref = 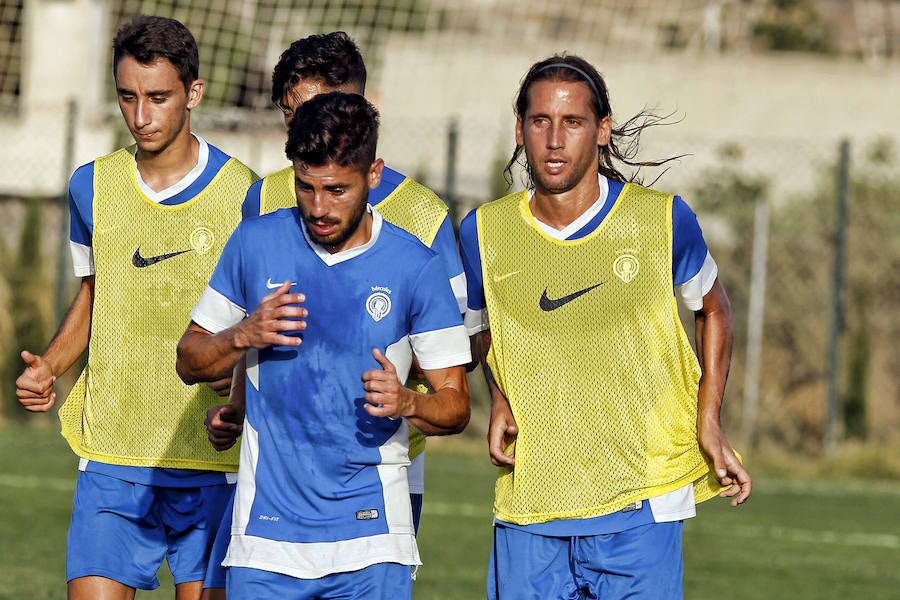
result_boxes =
[529,111,589,121]
[295,174,355,191]
[116,87,174,96]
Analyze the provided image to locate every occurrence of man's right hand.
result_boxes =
[205,404,244,451]
[487,391,518,467]
[16,351,56,412]
[234,281,307,350]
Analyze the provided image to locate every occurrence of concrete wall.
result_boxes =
[1,1,898,205]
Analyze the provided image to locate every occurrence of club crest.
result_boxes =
[613,253,639,283]
[366,288,392,322]
[190,226,215,255]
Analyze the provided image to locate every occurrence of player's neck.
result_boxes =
[530,178,601,231]
[135,131,199,193]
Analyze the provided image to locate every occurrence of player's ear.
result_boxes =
[515,115,524,147]
[187,79,205,110]
[368,158,384,190]
[597,115,611,147]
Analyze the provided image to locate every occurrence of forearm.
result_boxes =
[179,284,308,384]
[474,330,507,409]
[176,323,247,384]
[695,279,733,425]
[42,276,94,376]
[406,367,470,435]
[229,353,247,414]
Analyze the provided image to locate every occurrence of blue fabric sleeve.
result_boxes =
[409,251,465,336]
[430,216,465,282]
[68,162,95,246]
[671,195,709,286]
[208,224,248,311]
[458,209,486,312]
[242,179,264,220]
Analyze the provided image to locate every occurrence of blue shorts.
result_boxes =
[67,470,234,589]
[487,521,684,600]
[227,563,413,599]
[203,489,235,589]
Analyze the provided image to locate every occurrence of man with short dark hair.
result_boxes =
[195,37,466,595]
[15,15,257,599]
[176,91,471,599]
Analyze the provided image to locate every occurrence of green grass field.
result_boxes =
[1,426,898,599]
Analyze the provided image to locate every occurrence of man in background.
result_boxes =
[204,28,466,536]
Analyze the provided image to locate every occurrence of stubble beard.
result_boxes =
[303,198,368,251]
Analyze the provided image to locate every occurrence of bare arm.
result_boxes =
[176,281,307,384]
[204,353,246,451]
[473,329,518,466]
[361,348,470,436]
[16,276,94,412]
[694,278,751,506]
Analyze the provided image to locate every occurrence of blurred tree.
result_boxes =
[4,199,51,421]
[752,0,834,53]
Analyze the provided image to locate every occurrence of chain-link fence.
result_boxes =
[1,0,898,453]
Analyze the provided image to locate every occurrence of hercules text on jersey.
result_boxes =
[476,184,728,525]
[192,208,470,578]
[59,144,257,472]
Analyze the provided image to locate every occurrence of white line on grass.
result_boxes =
[426,502,900,549]
[0,473,74,492]
[423,501,488,519]
[757,478,900,497]
[689,522,899,549]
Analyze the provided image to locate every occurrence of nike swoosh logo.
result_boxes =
[539,282,604,311]
[266,278,296,289]
[132,247,192,268]
[492,270,522,283]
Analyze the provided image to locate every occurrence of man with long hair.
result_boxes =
[460,54,752,599]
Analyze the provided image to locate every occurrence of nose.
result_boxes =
[547,123,563,149]
[305,191,329,220]
[134,99,151,129]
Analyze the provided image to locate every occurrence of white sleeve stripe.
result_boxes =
[410,325,472,370]
[463,309,488,336]
[676,252,717,311]
[69,241,93,276]
[189,286,246,333]
[449,272,468,315]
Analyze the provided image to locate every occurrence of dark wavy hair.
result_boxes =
[113,16,199,92]
[285,92,379,170]
[505,54,683,187]
[271,32,367,110]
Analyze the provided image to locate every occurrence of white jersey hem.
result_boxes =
[223,532,421,579]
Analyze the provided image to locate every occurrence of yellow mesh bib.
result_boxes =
[59,147,257,471]
[257,166,449,459]
[478,185,727,524]
[258,166,294,214]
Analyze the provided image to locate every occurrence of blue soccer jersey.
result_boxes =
[190,207,470,578]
